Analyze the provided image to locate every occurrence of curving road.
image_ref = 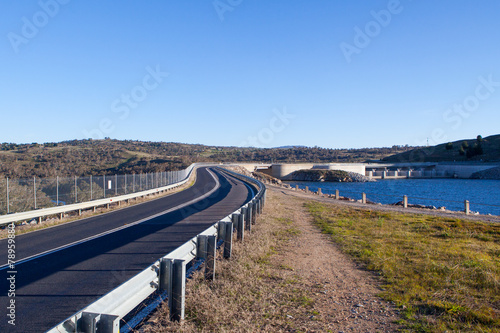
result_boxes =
[0,167,253,332]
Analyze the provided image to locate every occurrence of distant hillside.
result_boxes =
[0,139,413,179]
[382,134,500,163]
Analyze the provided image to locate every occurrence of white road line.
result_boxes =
[0,168,221,271]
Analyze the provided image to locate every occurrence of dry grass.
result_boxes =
[138,191,325,333]
[138,189,402,333]
[306,201,500,332]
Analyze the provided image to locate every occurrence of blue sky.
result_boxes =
[1,1,499,149]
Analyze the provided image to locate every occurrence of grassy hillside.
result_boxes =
[0,139,412,179]
[382,134,500,163]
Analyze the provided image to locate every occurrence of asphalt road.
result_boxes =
[0,167,253,332]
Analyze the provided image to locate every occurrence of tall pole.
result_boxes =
[34,176,37,209]
[6,178,9,214]
[103,175,106,198]
[90,175,93,201]
[75,176,78,203]
[115,174,117,196]
[56,176,59,206]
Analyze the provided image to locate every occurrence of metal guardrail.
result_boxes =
[0,164,203,227]
[47,167,266,333]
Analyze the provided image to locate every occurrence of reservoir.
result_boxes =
[285,179,500,217]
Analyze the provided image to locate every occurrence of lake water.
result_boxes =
[285,179,500,217]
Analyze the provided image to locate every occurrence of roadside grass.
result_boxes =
[139,193,322,333]
[305,201,500,332]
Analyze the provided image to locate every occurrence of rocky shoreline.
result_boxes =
[470,166,500,180]
[289,169,374,182]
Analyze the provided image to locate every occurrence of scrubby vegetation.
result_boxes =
[383,134,500,163]
[307,202,500,332]
[0,139,412,179]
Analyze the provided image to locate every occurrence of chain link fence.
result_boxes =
[0,169,190,215]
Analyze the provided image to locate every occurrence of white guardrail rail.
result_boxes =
[0,164,202,227]
[47,167,266,333]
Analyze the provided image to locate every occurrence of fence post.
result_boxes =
[362,192,366,204]
[205,235,217,280]
[103,175,106,198]
[34,176,37,209]
[115,174,117,196]
[6,178,9,214]
[90,175,92,201]
[335,189,339,200]
[75,176,78,203]
[124,174,127,194]
[403,195,408,208]
[305,186,308,193]
[133,173,135,193]
[318,188,322,195]
[464,200,470,215]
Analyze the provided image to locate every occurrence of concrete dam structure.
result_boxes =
[238,162,500,180]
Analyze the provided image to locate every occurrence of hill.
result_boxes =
[382,134,500,163]
[0,139,412,179]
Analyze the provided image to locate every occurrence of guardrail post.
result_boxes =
[318,188,322,195]
[160,258,186,322]
[170,259,186,321]
[98,314,120,333]
[159,258,171,292]
[223,221,233,259]
[465,200,470,215]
[79,312,98,333]
[403,195,408,208]
[196,235,208,259]
[335,189,339,200]
[245,205,252,231]
[251,201,257,225]
[362,193,366,204]
[305,186,308,193]
[205,235,216,280]
[233,213,244,241]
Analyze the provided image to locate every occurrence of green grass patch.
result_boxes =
[305,201,500,332]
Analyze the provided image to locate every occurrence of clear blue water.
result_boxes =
[285,179,500,216]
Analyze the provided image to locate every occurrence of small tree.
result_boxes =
[445,142,453,150]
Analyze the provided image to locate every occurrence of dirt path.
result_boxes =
[267,186,402,332]
[140,186,403,332]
